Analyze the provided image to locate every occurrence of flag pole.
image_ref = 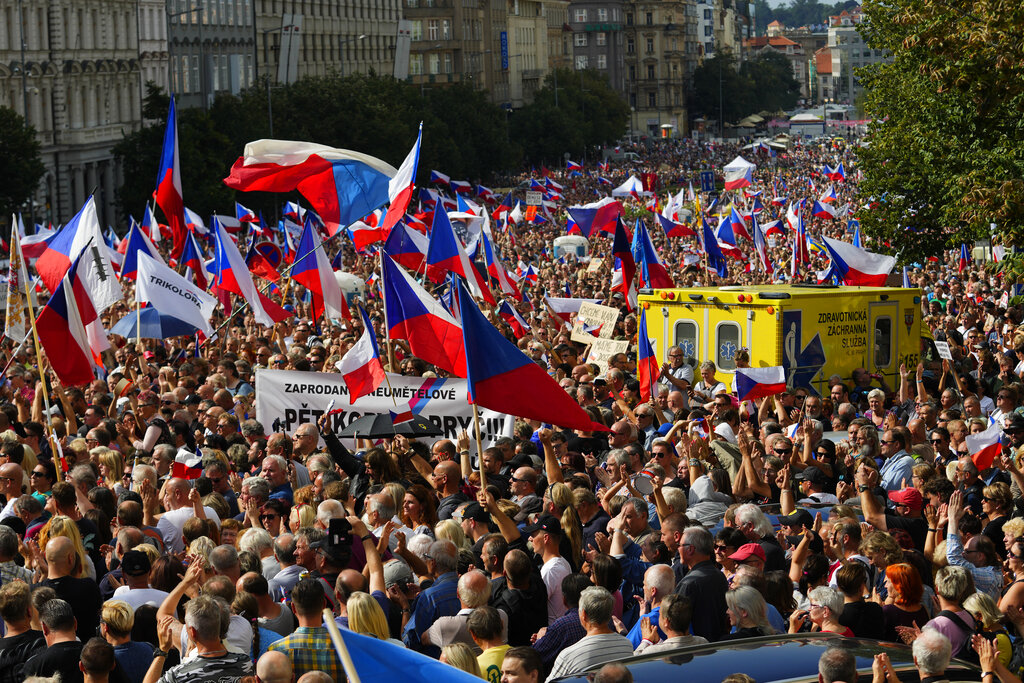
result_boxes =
[20,251,59,472]
[0,330,33,378]
[379,251,396,372]
[323,608,363,683]
[472,403,487,491]
[136,299,142,346]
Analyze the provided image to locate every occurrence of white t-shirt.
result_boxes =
[157,506,222,555]
[112,586,170,611]
[540,556,572,625]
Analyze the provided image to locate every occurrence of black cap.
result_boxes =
[1005,413,1024,433]
[523,514,562,536]
[777,509,813,529]
[310,539,352,566]
[183,394,202,406]
[461,502,491,524]
[795,466,829,488]
[121,550,152,576]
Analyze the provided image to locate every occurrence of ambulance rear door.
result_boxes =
[868,301,898,379]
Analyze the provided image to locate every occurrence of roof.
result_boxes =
[767,19,783,27]
[639,284,917,306]
[745,36,800,49]
[815,48,832,73]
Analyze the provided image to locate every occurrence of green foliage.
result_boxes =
[689,50,800,123]
[0,107,45,218]
[513,69,630,165]
[856,0,1024,262]
[753,0,859,34]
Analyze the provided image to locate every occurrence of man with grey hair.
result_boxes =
[403,539,460,654]
[209,544,241,583]
[625,564,675,647]
[735,503,786,571]
[0,523,31,583]
[546,587,634,682]
[911,629,952,679]
[147,594,253,681]
[237,475,271,522]
[268,533,301,599]
[157,478,221,554]
[422,569,508,654]
[21,598,82,682]
[366,492,410,551]
[818,646,857,683]
[260,454,293,505]
[674,526,728,642]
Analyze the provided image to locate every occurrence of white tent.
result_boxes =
[723,156,756,190]
[611,175,645,197]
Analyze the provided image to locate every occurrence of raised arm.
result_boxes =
[477,488,519,544]
[856,465,886,530]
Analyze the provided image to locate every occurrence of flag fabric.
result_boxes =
[702,219,730,278]
[656,213,696,238]
[819,185,838,203]
[480,231,520,298]
[383,220,429,271]
[849,218,862,247]
[451,180,472,194]
[734,366,787,403]
[544,296,602,325]
[611,257,638,310]
[723,156,755,190]
[637,307,658,402]
[4,225,30,343]
[184,207,207,234]
[390,409,415,425]
[153,95,186,256]
[136,251,217,337]
[172,452,204,480]
[336,305,386,402]
[824,163,846,182]
[631,220,673,289]
[902,266,911,288]
[235,202,259,223]
[292,218,350,322]
[794,209,811,266]
[762,220,785,236]
[498,300,530,339]
[382,123,422,231]
[726,207,753,241]
[811,199,838,220]
[245,243,281,283]
[566,198,622,238]
[429,170,450,187]
[180,230,209,290]
[224,140,397,235]
[457,279,604,431]
[141,204,163,244]
[347,221,388,251]
[119,221,164,281]
[752,216,773,277]
[381,253,466,376]
[424,205,494,304]
[821,236,896,286]
[566,160,582,172]
[36,251,96,386]
[967,421,1003,471]
[611,217,636,301]
[212,218,290,327]
[958,243,970,273]
[37,197,107,293]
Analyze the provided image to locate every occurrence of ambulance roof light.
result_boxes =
[758,292,791,300]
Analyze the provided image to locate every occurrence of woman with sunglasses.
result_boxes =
[999,540,1024,614]
[29,461,57,505]
[981,482,1013,558]
[714,528,746,583]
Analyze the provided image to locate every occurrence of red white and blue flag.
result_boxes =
[212,217,290,327]
[566,198,622,238]
[821,236,895,286]
[336,305,386,403]
[637,307,658,402]
[292,218,350,322]
[119,220,164,281]
[235,202,259,223]
[958,243,970,273]
[631,219,673,289]
[611,217,636,302]
[153,95,186,256]
[429,170,450,187]
[734,366,787,403]
[382,123,422,231]
[498,300,530,339]
[36,250,98,386]
[382,219,428,271]
[966,421,1002,471]
[424,205,494,304]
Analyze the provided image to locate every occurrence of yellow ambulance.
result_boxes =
[638,285,927,396]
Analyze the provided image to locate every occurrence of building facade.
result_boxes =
[567,1,626,96]
[0,0,152,226]
[819,8,888,104]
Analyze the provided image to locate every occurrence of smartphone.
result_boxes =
[325,399,336,415]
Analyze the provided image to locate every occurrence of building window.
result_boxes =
[647,91,656,107]
[444,52,452,72]
[704,8,711,19]
[442,19,450,39]
[427,19,439,40]
[575,55,587,69]
[704,25,712,36]
[597,54,606,69]
[574,8,586,22]
[411,20,422,40]
[626,12,633,26]
[645,12,653,24]
[410,54,423,75]
[574,33,587,47]
[626,38,634,54]
[646,38,654,53]
[596,32,606,46]
[597,8,607,20]
[628,65,635,79]
[429,53,440,74]
[646,64,654,79]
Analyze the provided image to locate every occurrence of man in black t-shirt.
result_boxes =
[0,581,44,683]
[22,598,84,683]
[34,536,103,643]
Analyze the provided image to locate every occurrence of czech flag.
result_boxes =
[153,95,186,257]
[383,219,428,271]
[752,216,773,277]
[727,207,752,241]
[457,279,605,431]
[347,221,388,251]
[336,305,386,403]
[235,202,259,223]
[566,160,582,172]
[212,218,290,327]
[734,366,786,403]
[824,163,845,182]
[637,307,658,402]
[245,243,281,283]
[36,250,96,386]
[381,252,466,376]
[631,219,673,288]
[382,123,422,231]
[430,170,450,187]
[224,139,396,236]
[958,243,970,273]
[119,220,164,281]
[762,220,785,237]
[172,453,204,480]
[451,180,472,194]
[850,218,863,247]
[612,218,636,301]
[498,300,530,339]
[292,219,350,322]
[812,199,838,220]
[821,236,896,286]
[180,230,209,290]
[566,198,622,238]
[481,231,520,298]
[424,205,494,304]
[966,421,1002,470]
[657,213,695,238]
[544,296,601,326]
[702,218,730,278]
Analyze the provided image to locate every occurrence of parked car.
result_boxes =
[550,633,980,683]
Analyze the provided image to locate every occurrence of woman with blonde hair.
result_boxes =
[100,599,153,682]
[220,518,243,547]
[96,448,125,495]
[435,519,470,550]
[348,591,405,646]
[547,482,583,570]
[441,643,483,678]
[860,530,903,597]
[289,504,316,532]
[36,515,93,579]
[965,592,1012,666]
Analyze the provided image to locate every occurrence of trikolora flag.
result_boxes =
[966,421,1003,471]
[136,251,217,337]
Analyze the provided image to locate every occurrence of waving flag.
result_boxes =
[849,218,863,247]
[153,95,186,256]
[544,296,601,326]
[292,219,350,322]
[752,215,773,277]
[726,207,752,241]
[477,185,494,201]
[235,202,259,223]
[811,199,838,220]
[36,251,97,386]
[381,253,466,376]
[702,219,730,278]
[4,226,30,343]
[567,198,622,238]
[821,236,896,286]
[762,220,785,237]
[481,231,520,298]
[382,123,422,231]
[383,220,429,271]
[902,266,911,288]
[245,243,281,283]
[723,156,755,190]
[498,300,530,338]
[184,207,207,235]
[793,209,811,266]
[347,220,388,251]
[424,205,494,304]
[566,160,582,172]
[657,213,696,238]
[213,218,290,327]
[224,140,397,236]
[120,220,164,281]
[429,170,450,187]
[142,204,163,243]
[958,243,970,273]
[819,184,838,203]
[824,163,846,182]
[336,305,386,402]
[631,219,673,289]
[637,307,658,401]
[458,280,605,431]
[735,366,787,403]
[180,230,209,290]
[137,251,217,337]
[611,217,636,301]
[451,180,472,194]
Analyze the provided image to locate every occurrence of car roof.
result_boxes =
[552,633,980,683]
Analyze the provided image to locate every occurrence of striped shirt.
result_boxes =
[546,633,635,682]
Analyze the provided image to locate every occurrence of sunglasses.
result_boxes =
[260,514,279,522]
[773,448,792,455]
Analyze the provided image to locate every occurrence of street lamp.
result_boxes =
[166,1,207,109]
[339,34,367,77]
[823,97,833,136]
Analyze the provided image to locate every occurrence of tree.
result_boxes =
[0,107,45,219]
[688,50,751,125]
[857,0,1024,262]
[741,50,801,113]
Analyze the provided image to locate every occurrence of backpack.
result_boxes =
[936,610,980,664]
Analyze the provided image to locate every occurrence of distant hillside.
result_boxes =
[752,0,860,34]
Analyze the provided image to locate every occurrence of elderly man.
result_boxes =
[672,525,728,642]
[261,454,294,505]
[625,564,676,648]
[157,478,221,554]
[545,587,634,682]
[403,539,461,653]
[0,463,24,520]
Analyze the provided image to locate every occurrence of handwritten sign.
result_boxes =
[571,302,619,344]
[586,338,630,375]
[934,340,952,361]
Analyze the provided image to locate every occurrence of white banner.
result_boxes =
[255,369,515,448]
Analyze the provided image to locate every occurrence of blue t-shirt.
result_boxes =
[114,641,155,683]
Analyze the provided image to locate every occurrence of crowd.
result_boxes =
[0,134,1019,683]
